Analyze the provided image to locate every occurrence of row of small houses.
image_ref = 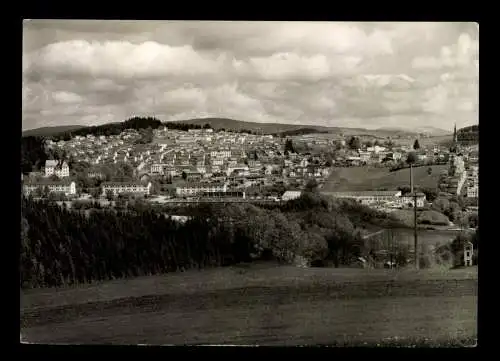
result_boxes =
[22,180,152,197]
[22,180,426,207]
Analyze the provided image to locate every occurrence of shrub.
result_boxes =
[389,210,415,228]
[432,197,450,213]
[300,231,329,264]
[418,210,450,226]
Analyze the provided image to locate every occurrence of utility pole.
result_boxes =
[414,191,419,270]
[410,164,414,194]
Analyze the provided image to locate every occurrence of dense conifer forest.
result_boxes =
[20,193,383,289]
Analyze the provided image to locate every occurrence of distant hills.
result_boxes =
[22,117,455,139]
[172,118,426,138]
[22,125,86,137]
[376,126,451,137]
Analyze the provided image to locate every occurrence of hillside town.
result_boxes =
[21,20,479,347]
[22,123,478,216]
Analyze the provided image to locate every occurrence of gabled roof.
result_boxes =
[102,182,147,187]
[24,179,75,186]
[45,160,58,167]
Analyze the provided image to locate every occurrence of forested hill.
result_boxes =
[178,118,332,134]
[22,125,86,137]
[19,193,403,289]
[457,124,478,144]
[21,136,48,174]
[46,117,165,141]
[23,116,426,140]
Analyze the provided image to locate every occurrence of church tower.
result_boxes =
[450,123,458,153]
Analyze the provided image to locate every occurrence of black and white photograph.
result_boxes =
[21,20,478,346]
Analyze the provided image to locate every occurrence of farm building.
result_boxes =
[321,190,402,205]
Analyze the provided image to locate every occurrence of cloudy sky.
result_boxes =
[22,21,478,131]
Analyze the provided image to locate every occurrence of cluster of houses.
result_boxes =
[44,127,332,186]
[322,143,451,168]
[22,125,478,207]
[465,146,479,199]
[437,143,478,198]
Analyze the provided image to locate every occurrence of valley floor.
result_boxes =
[20,264,478,346]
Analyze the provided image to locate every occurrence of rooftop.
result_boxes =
[321,191,401,197]
[177,182,226,189]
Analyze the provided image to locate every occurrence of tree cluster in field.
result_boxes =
[389,159,448,172]
[20,192,405,289]
[434,228,479,267]
[284,138,295,154]
[430,195,472,225]
[273,128,329,137]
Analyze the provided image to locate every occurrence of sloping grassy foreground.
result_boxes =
[323,165,447,192]
[21,264,477,346]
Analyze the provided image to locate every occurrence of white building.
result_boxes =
[367,145,387,154]
[398,193,427,208]
[176,182,227,197]
[102,182,152,197]
[227,165,250,177]
[23,180,77,196]
[321,191,402,206]
[150,163,165,175]
[392,152,402,161]
[211,158,224,166]
[282,191,302,201]
[470,165,478,179]
[358,151,371,162]
[44,160,70,178]
[210,150,231,159]
[467,185,478,198]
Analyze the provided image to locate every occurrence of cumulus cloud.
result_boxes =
[411,33,479,71]
[25,40,226,80]
[52,91,84,104]
[22,21,478,131]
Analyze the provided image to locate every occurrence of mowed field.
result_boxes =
[322,165,447,192]
[21,264,477,346]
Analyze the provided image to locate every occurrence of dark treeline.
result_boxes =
[457,124,478,134]
[21,192,398,289]
[389,160,448,172]
[21,136,48,174]
[457,125,479,144]
[51,117,164,141]
[272,128,329,137]
[21,197,238,288]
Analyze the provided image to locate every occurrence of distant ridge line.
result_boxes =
[23,116,453,138]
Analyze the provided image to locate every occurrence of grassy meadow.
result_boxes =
[322,165,447,192]
[21,264,477,346]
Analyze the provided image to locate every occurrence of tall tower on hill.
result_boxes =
[450,123,458,154]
